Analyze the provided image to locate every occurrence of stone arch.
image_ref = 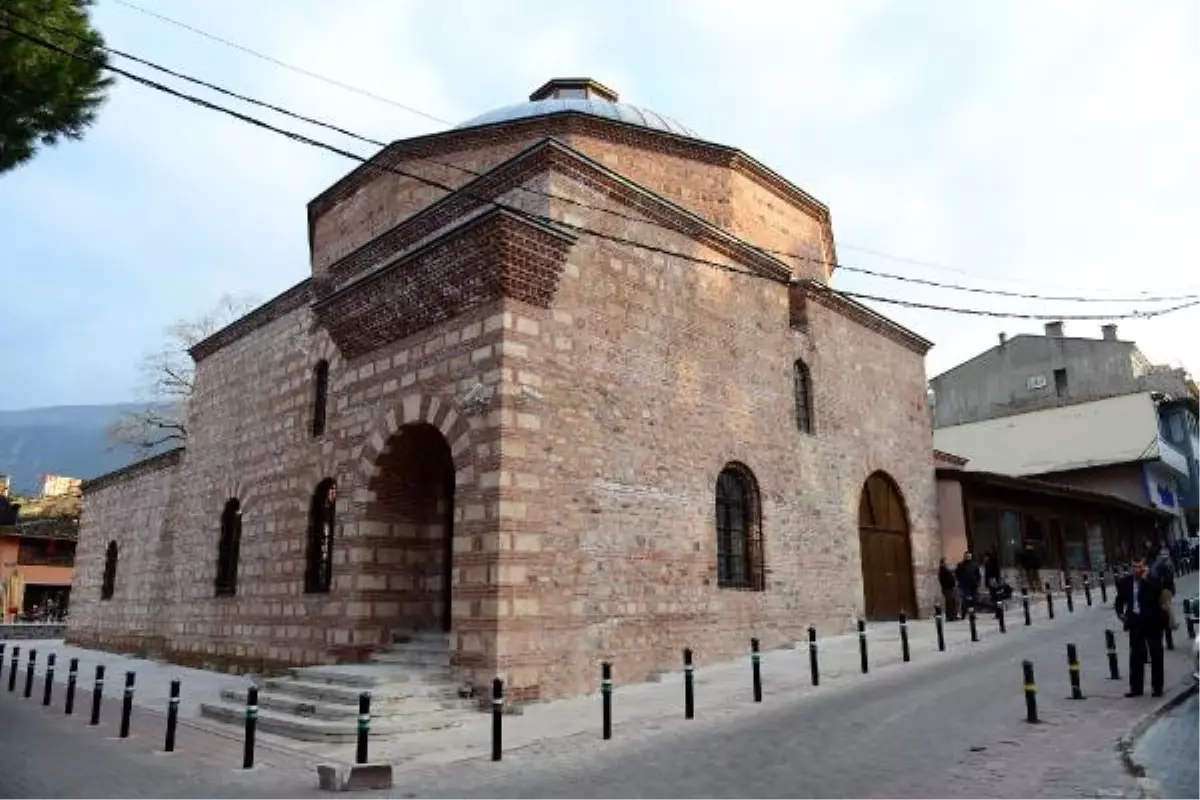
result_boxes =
[857,470,916,621]
[356,392,477,487]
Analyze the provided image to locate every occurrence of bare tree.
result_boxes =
[109,293,258,454]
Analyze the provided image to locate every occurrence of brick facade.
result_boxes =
[71,86,938,701]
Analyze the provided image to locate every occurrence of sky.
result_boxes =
[1,0,1198,411]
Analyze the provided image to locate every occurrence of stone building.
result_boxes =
[69,79,937,703]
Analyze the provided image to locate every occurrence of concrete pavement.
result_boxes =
[0,579,1194,797]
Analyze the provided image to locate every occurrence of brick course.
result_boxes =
[71,91,937,702]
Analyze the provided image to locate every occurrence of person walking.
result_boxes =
[938,558,958,621]
[1016,542,1041,591]
[955,551,980,614]
[1114,555,1167,697]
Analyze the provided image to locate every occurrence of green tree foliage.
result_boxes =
[0,0,113,173]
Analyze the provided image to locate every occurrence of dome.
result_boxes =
[455,78,699,139]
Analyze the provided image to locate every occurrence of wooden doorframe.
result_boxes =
[858,472,917,620]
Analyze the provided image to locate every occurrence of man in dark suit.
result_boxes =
[1113,556,1166,697]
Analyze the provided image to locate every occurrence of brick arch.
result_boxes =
[291,453,344,515]
[356,392,477,485]
[308,330,347,391]
[218,478,255,512]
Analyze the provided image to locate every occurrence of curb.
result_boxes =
[1117,678,1198,795]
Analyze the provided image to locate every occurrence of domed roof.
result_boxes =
[455,78,699,139]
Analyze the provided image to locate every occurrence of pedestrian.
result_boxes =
[1016,542,1041,591]
[983,549,1001,591]
[1113,555,1167,697]
[955,551,980,614]
[938,558,958,621]
[1151,547,1178,633]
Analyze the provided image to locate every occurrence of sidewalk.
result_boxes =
[2,579,1156,775]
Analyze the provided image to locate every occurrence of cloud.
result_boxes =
[0,0,1196,410]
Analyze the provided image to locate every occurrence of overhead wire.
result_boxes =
[41,7,1200,305]
[12,7,1200,307]
[106,0,451,125]
[4,16,1198,323]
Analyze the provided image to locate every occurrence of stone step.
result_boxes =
[264,677,464,706]
[198,700,474,743]
[288,663,451,688]
[391,630,451,647]
[368,647,452,668]
[219,688,471,721]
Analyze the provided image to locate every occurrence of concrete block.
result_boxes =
[317,763,394,792]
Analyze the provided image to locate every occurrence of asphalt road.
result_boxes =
[1,600,1195,799]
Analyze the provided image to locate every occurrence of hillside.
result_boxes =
[0,403,169,495]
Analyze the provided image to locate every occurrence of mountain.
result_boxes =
[0,403,168,495]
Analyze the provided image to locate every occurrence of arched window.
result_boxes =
[794,359,814,434]
[305,479,337,593]
[215,498,242,596]
[312,360,330,438]
[714,464,765,591]
[101,540,118,600]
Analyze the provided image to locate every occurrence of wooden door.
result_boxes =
[858,473,916,620]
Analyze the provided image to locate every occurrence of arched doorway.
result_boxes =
[858,471,916,620]
[366,423,456,634]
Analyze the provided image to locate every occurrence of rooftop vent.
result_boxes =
[1044,321,1064,338]
[528,78,619,103]
[1101,323,1118,341]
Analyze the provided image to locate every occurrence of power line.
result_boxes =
[13,8,1200,307]
[5,19,1198,324]
[106,0,451,126]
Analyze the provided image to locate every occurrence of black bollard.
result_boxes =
[0,642,5,684]
[750,638,762,702]
[1023,660,1039,723]
[356,692,370,765]
[243,685,258,769]
[42,653,55,706]
[1186,600,1196,640]
[934,604,946,652]
[1083,575,1093,607]
[807,627,819,686]
[1066,643,1084,700]
[119,671,135,738]
[968,606,979,642]
[89,665,104,726]
[24,649,36,698]
[491,678,503,762]
[65,658,78,715]
[6,646,17,693]
[683,648,695,719]
[165,678,180,752]
[1105,629,1120,680]
[857,618,869,674]
[899,611,911,662]
[1045,583,1055,620]
[1022,587,1032,626]
[1065,578,1075,613]
[601,662,613,740]
[1099,571,1108,604]
[997,603,1007,634]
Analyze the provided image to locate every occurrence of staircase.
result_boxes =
[199,632,479,744]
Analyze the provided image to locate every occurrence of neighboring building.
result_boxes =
[933,391,1189,543]
[936,450,1168,587]
[41,474,83,498]
[0,478,80,622]
[929,321,1191,429]
[1158,396,1200,534]
[69,78,938,706]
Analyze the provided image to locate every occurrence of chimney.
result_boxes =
[1101,323,1118,341]
[1044,321,1064,338]
[998,332,1007,347]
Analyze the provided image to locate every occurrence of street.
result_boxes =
[1,593,1196,799]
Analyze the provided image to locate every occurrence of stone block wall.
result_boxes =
[479,169,936,700]
[67,449,180,655]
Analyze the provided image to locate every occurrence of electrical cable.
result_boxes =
[4,18,1197,323]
